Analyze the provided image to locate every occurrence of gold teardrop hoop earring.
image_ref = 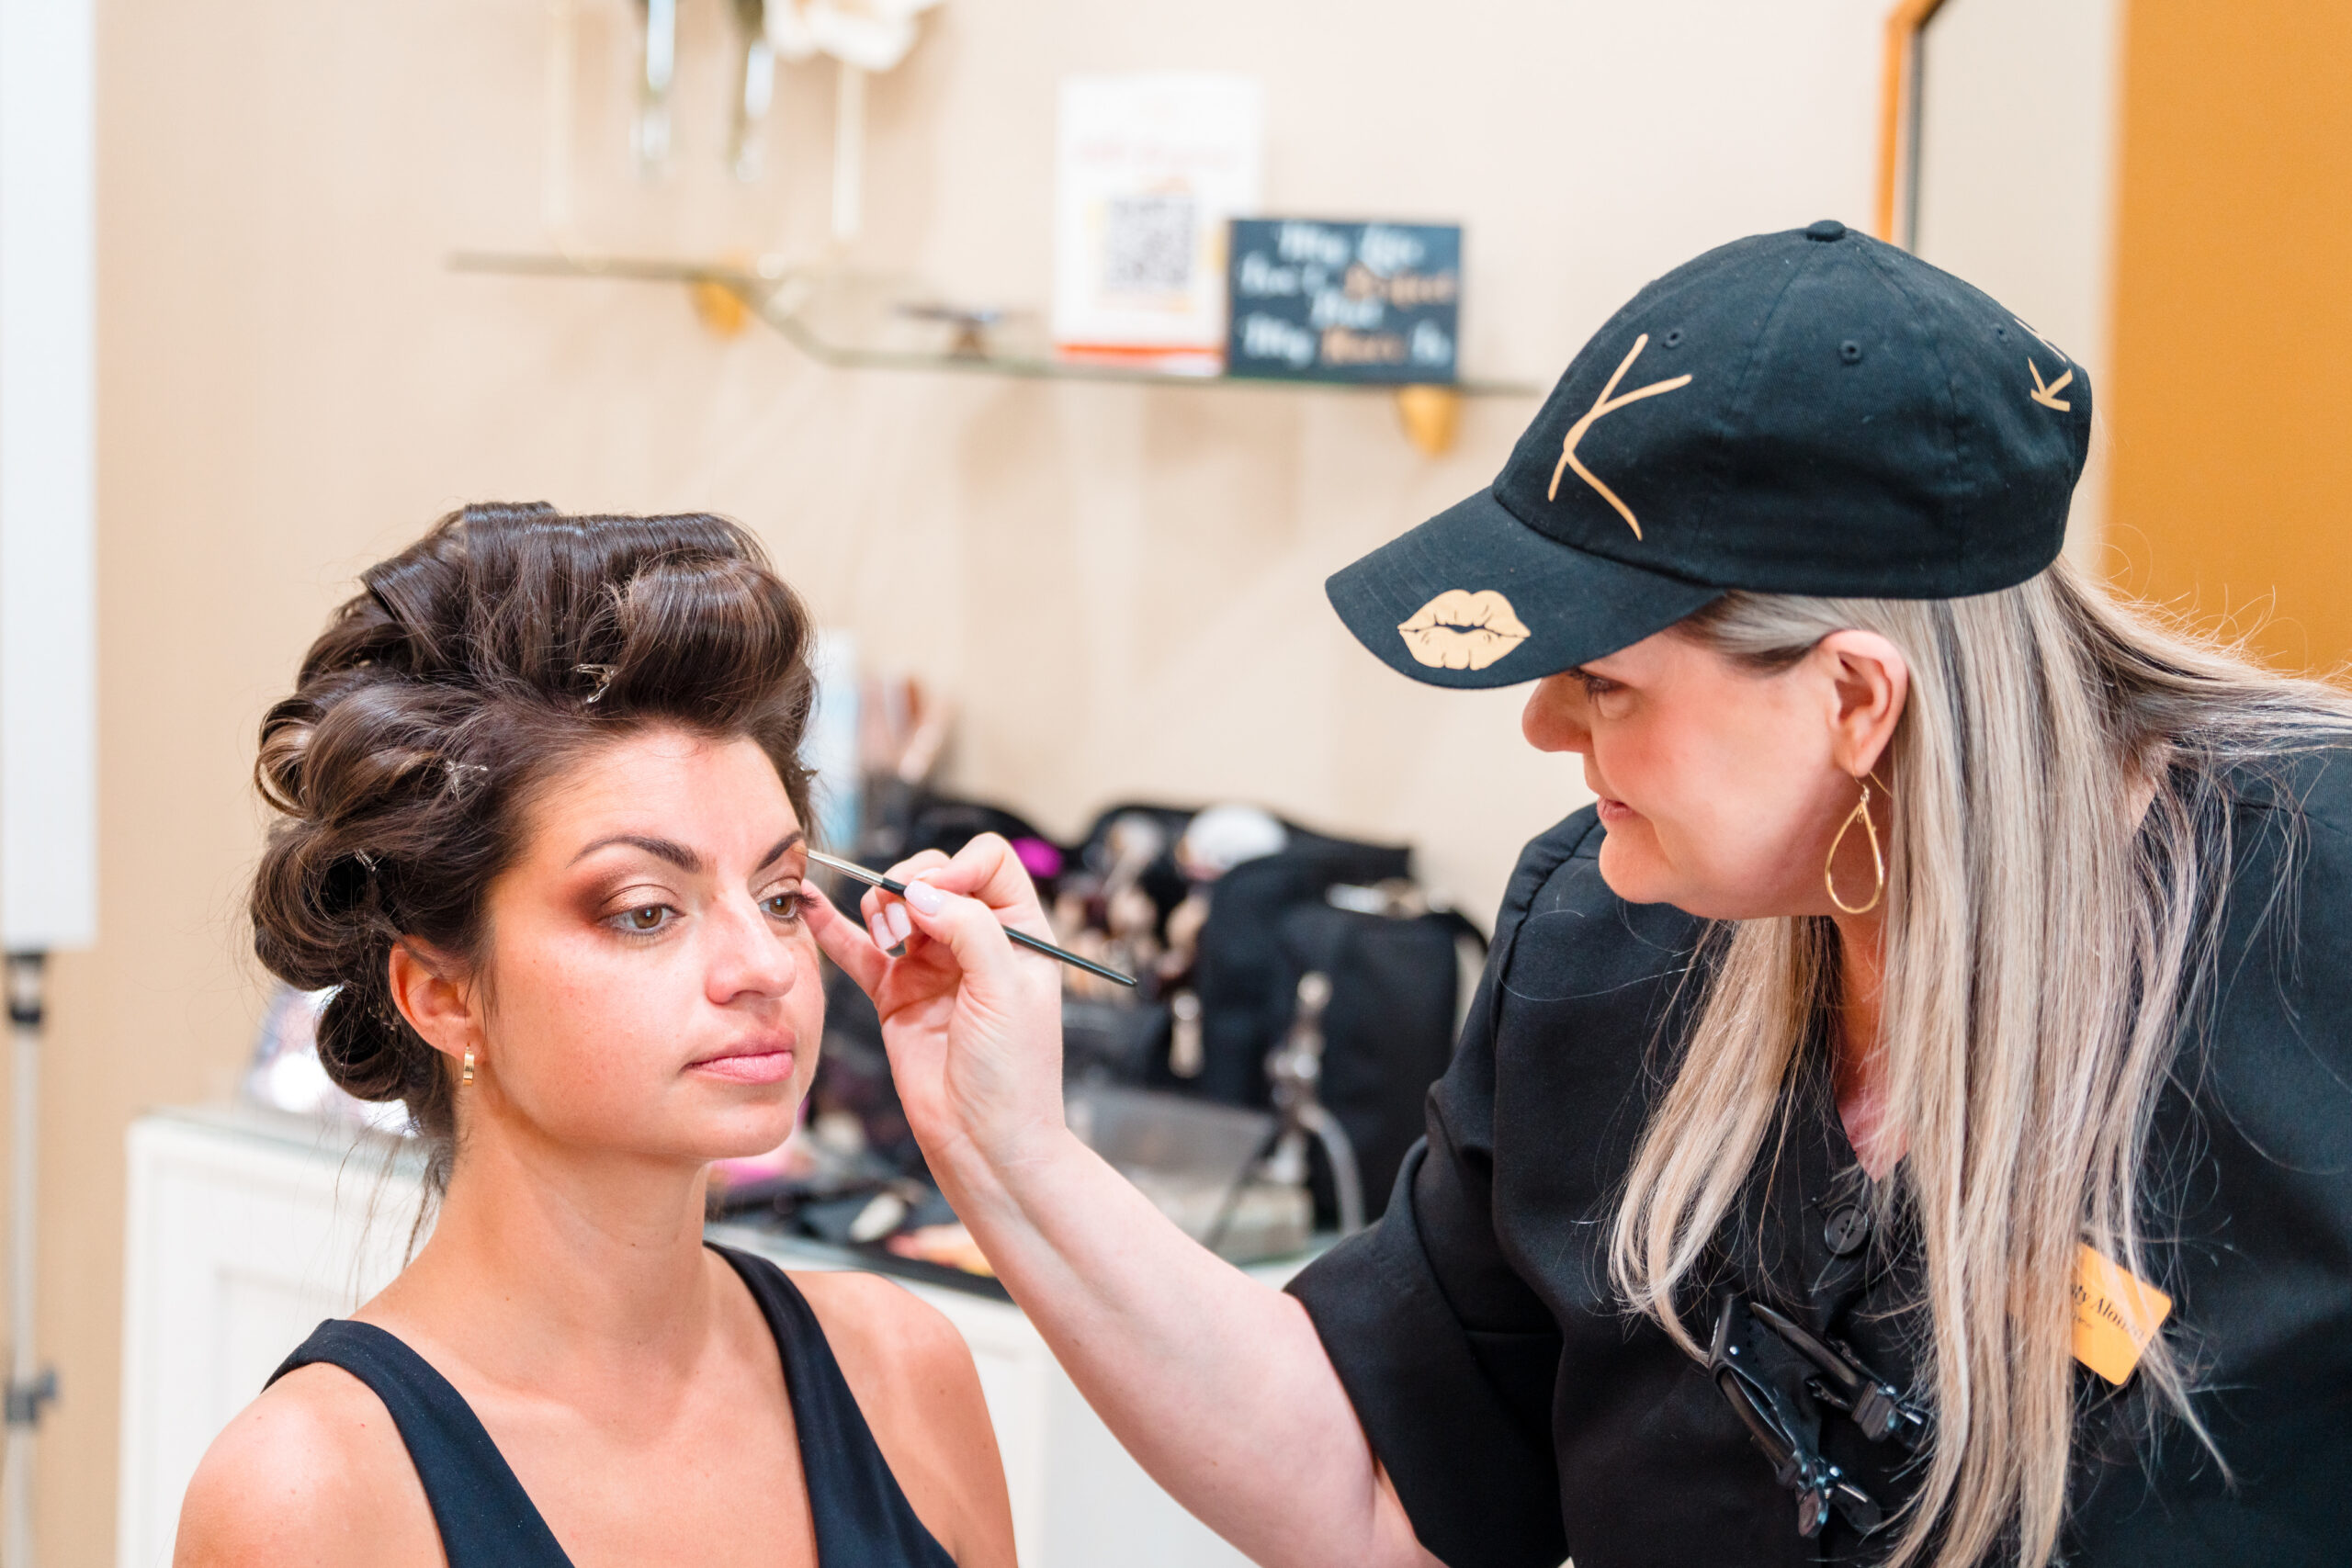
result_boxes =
[1825,774,1887,916]
[461,1047,476,1088]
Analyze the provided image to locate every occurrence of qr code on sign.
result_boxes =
[1101,196,1196,292]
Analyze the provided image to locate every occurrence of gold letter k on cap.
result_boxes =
[1547,334,1693,540]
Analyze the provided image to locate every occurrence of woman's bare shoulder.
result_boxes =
[175,1361,438,1568]
[791,1269,1016,1568]
[792,1268,971,1383]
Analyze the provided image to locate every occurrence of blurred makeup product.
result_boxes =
[1176,803,1287,880]
[729,0,778,181]
[243,985,409,1134]
[762,0,944,242]
[803,631,862,852]
[633,0,677,170]
[808,848,1136,987]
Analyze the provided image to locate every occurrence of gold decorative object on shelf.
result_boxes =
[1393,385,1463,457]
[689,251,758,337]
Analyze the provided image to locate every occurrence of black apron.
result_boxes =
[1290,748,2352,1567]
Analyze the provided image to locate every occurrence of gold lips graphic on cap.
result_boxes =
[1396,590,1532,671]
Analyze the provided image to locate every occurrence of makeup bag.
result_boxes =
[1184,836,1486,1225]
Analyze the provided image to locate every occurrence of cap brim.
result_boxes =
[1328,488,1724,689]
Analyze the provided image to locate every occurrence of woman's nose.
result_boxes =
[1522,673,1594,755]
[706,896,798,1005]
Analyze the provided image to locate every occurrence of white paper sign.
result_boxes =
[1052,73,1264,359]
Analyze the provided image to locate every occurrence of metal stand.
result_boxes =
[1263,972,1366,1235]
[4,953,54,1568]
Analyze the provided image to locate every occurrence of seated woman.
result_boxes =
[176,504,1015,1568]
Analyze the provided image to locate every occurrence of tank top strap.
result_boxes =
[708,1245,959,1568]
[268,1319,573,1568]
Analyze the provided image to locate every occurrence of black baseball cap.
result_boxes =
[1328,220,2093,688]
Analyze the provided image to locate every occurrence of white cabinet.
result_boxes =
[118,1106,1273,1568]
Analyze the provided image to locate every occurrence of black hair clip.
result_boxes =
[1748,1300,1930,1451]
[1709,1294,1885,1540]
[573,663,616,705]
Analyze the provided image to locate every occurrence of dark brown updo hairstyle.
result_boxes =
[250,503,817,1191]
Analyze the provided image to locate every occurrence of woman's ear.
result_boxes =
[1816,629,1910,779]
[386,939,477,1066]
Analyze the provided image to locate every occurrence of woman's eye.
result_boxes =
[763,888,810,924]
[616,904,673,933]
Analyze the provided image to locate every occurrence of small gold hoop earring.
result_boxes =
[461,1048,476,1088]
[1825,776,1886,916]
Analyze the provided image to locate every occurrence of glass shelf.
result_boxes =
[448,251,1546,400]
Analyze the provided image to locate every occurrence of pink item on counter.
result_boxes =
[1012,837,1065,880]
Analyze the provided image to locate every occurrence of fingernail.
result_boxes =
[903,880,944,915]
[868,913,893,952]
[887,904,913,945]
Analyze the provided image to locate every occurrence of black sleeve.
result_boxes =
[1286,813,1600,1568]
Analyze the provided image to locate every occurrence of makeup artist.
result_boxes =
[806,224,2352,1568]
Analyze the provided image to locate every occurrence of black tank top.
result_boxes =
[266,1245,960,1568]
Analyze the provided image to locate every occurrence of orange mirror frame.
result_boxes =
[1874,0,1953,244]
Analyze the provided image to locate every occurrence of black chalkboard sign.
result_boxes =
[1225,220,1461,384]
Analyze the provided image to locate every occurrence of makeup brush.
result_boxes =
[807,848,1137,988]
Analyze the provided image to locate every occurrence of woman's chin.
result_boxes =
[680,1095,808,1167]
[1596,835,1675,908]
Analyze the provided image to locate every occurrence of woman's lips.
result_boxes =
[1595,795,1636,824]
[687,1044,797,1085]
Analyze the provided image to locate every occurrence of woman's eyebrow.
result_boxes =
[752,830,807,875]
[569,833,705,873]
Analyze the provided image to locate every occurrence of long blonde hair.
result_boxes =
[1608,558,2352,1568]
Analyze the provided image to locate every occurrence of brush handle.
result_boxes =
[1001,925,1137,987]
[809,850,1136,987]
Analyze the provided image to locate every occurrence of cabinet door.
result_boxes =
[117,1116,424,1568]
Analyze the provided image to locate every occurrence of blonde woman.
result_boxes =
[804,224,2352,1568]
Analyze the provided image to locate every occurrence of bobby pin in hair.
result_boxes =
[573,663,616,705]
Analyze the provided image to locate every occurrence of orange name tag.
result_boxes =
[2071,1243,2172,1385]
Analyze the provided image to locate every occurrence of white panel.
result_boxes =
[0,0,98,950]
[118,1115,425,1568]
[1911,0,2122,566]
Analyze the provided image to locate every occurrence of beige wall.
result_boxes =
[17,0,1885,1554]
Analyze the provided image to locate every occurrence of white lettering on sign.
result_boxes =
[1357,223,1427,275]
[1238,313,1316,367]
[1235,252,1300,298]
[1276,221,1351,268]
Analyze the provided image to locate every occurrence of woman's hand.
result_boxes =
[810,835,1437,1568]
[805,834,1067,1179]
